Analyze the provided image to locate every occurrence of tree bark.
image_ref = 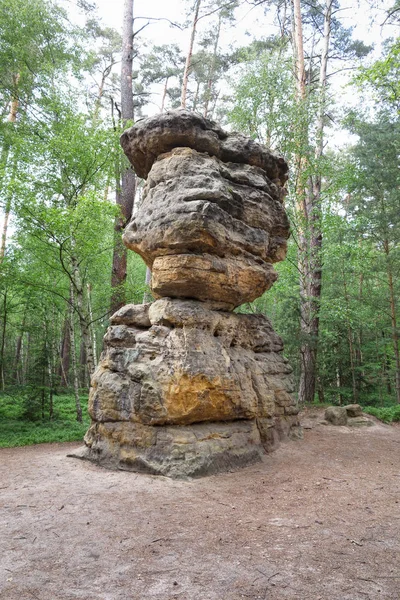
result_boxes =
[14,309,27,385]
[295,0,333,404]
[71,254,95,382]
[181,0,202,108]
[69,283,82,423]
[110,0,136,315]
[0,73,20,263]
[87,283,97,367]
[0,291,7,390]
[58,316,71,387]
[203,13,221,118]
[384,239,400,403]
[161,76,169,112]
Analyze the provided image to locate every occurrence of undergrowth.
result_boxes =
[0,391,89,448]
[362,405,400,423]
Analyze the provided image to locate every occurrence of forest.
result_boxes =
[0,0,399,446]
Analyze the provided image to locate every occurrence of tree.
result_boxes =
[342,114,400,403]
[110,0,136,314]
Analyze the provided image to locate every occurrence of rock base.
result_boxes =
[71,420,264,479]
[74,300,301,479]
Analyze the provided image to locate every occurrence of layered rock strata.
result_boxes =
[76,110,301,478]
[121,113,290,308]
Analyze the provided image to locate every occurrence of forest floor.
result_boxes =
[0,408,399,600]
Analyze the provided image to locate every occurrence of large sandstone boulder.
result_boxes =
[122,118,290,307]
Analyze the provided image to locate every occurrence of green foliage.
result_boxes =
[0,393,89,447]
[355,38,400,111]
[228,41,296,152]
[363,405,400,423]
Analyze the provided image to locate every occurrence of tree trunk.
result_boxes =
[79,339,87,388]
[295,0,333,404]
[203,13,221,118]
[59,316,71,387]
[0,73,20,263]
[69,283,82,423]
[110,0,136,315]
[71,254,95,382]
[181,0,202,108]
[14,308,27,385]
[87,283,97,367]
[193,80,201,111]
[292,0,312,403]
[382,331,392,396]
[384,239,400,403]
[0,291,7,390]
[161,77,169,112]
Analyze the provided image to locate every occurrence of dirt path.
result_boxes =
[1,412,399,600]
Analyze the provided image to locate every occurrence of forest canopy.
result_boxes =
[0,0,399,434]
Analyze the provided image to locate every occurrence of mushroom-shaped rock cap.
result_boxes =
[120,109,288,185]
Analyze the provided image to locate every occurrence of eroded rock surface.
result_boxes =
[122,134,289,306]
[78,299,301,477]
[120,109,288,183]
[76,110,301,478]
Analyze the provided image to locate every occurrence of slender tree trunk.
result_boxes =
[295,0,333,404]
[14,308,27,384]
[44,321,54,420]
[355,269,364,396]
[41,352,46,420]
[181,0,201,108]
[161,76,169,112]
[336,359,344,405]
[382,331,392,396]
[22,333,31,386]
[79,339,87,388]
[59,316,71,387]
[71,254,95,381]
[292,0,306,101]
[192,80,201,111]
[279,0,288,38]
[384,239,400,403]
[0,73,20,263]
[110,0,136,314]
[93,65,113,120]
[203,13,221,118]
[292,0,312,403]
[342,273,358,401]
[87,283,97,367]
[0,291,7,390]
[69,283,82,423]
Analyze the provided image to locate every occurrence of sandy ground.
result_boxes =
[0,410,399,600]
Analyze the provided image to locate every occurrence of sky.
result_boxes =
[82,0,394,148]
[90,0,394,57]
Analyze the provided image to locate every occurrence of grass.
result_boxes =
[363,404,400,423]
[0,391,90,448]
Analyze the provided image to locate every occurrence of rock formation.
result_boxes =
[75,110,301,478]
[325,404,374,427]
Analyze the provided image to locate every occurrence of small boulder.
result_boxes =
[344,404,363,418]
[325,406,348,426]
